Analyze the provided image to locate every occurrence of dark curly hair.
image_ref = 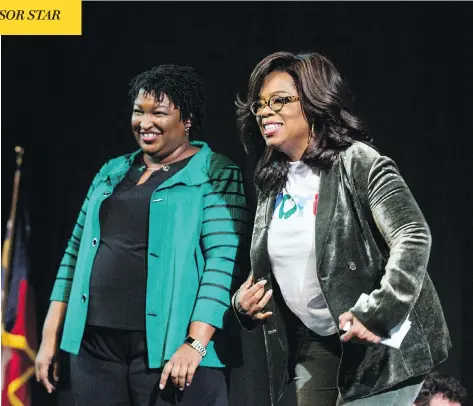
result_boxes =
[129,64,205,139]
[236,51,371,197]
[414,372,468,406]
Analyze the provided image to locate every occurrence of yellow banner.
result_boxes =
[0,0,81,35]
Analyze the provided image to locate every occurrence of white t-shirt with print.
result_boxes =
[268,160,337,336]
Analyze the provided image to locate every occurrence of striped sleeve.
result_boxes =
[190,165,250,329]
[49,164,107,303]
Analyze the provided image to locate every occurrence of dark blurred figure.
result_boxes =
[414,372,468,406]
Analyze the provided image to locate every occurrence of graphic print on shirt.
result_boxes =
[268,161,337,335]
[273,191,319,219]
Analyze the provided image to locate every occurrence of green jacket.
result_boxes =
[51,141,249,368]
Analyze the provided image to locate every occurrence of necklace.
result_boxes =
[146,165,170,172]
[141,144,192,173]
[139,164,170,172]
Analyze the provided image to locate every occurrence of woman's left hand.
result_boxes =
[339,311,381,344]
[159,344,203,391]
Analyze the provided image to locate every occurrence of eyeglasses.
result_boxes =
[250,95,300,116]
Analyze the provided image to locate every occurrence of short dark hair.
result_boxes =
[415,372,468,406]
[236,51,370,196]
[129,64,205,138]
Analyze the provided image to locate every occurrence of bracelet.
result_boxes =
[184,336,207,357]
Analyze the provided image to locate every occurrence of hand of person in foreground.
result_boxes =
[159,344,203,391]
[235,273,273,320]
[35,339,60,393]
[339,311,381,344]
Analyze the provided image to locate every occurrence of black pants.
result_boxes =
[278,319,342,406]
[70,326,228,406]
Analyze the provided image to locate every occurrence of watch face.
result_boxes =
[184,336,206,357]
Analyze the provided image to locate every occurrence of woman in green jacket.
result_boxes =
[34,64,249,406]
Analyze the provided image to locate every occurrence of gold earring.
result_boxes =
[308,122,315,142]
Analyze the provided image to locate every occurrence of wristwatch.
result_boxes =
[184,336,207,357]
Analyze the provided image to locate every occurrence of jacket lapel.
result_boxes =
[315,159,340,271]
[250,190,277,280]
[104,151,141,187]
[251,158,341,278]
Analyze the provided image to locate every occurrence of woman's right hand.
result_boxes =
[234,273,273,320]
[35,338,59,394]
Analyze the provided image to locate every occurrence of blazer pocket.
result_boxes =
[398,307,433,374]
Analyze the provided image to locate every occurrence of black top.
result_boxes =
[87,155,192,330]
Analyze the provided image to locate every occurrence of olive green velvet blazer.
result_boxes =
[237,141,451,404]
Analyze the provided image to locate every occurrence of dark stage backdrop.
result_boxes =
[2,2,473,405]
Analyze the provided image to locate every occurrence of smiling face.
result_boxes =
[131,89,190,159]
[255,70,311,161]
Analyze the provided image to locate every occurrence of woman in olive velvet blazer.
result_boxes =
[231,51,451,406]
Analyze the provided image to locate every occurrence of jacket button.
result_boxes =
[348,262,356,270]
[81,294,87,303]
[92,238,98,247]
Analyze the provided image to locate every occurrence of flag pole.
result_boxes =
[1,146,25,326]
